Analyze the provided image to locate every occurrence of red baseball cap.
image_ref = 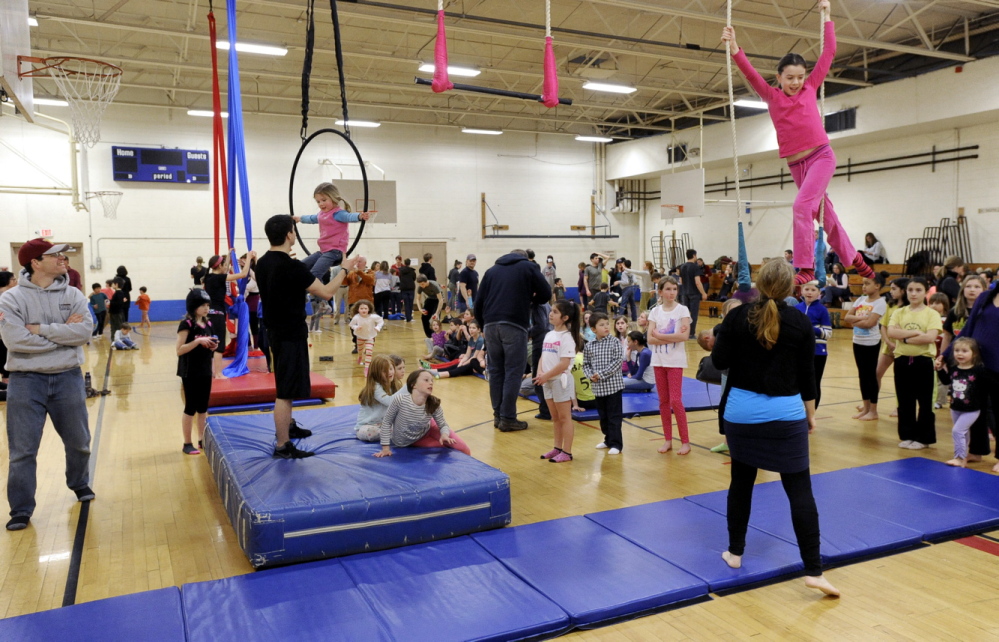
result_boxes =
[18,239,72,268]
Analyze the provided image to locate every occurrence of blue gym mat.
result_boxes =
[587,499,805,592]
[524,377,720,420]
[205,406,511,567]
[685,482,925,565]
[184,558,392,642]
[471,516,708,627]
[858,457,999,512]
[340,537,570,642]
[0,587,185,641]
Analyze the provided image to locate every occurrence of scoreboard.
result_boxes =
[112,146,211,184]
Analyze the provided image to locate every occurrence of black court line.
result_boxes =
[979,533,999,544]
[621,418,727,456]
[63,343,114,607]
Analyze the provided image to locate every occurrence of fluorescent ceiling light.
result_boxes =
[575,136,614,143]
[336,119,380,128]
[216,41,288,57]
[418,63,481,77]
[34,97,69,106]
[582,82,636,94]
[462,128,503,135]
[188,109,228,118]
[734,99,768,109]
[28,17,39,27]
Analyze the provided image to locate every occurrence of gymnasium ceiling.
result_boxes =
[21,0,999,139]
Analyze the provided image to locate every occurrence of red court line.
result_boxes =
[955,536,999,557]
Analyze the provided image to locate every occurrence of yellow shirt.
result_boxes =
[880,302,898,355]
[889,305,942,358]
[571,352,595,402]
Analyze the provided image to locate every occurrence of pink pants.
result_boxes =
[787,145,860,271]
[411,418,472,456]
[654,366,688,444]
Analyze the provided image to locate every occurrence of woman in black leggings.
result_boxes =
[711,258,839,597]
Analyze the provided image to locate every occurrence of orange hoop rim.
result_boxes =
[18,56,123,79]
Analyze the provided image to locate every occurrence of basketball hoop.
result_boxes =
[661,203,684,220]
[88,191,123,220]
[19,56,122,147]
[362,210,378,222]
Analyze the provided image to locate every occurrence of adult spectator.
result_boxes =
[475,250,551,432]
[542,255,557,292]
[0,271,13,389]
[446,260,462,312]
[784,249,794,264]
[711,258,838,596]
[397,259,417,322]
[390,255,404,276]
[116,265,133,317]
[860,233,888,266]
[419,253,436,282]
[821,263,851,306]
[458,254,479,312]
[67,265,84,293]
[624,260,653,312]
[937,255,966,306]
[416,275,443,338]
[346,257,375,353]
[1,239,95,531]
[618,259,640,320]
[678,249,707,338]
[583,253,605,309]
[255,215,359,458]
[191,257,208,288]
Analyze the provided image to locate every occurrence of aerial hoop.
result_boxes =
[288,128,370,258]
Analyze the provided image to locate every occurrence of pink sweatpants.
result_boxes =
[411,418,472,456]
[654,366,688,444]
[787,145,861,271]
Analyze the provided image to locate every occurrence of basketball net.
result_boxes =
[88,191,123,219]
[661,203,684,221]
[46,58,122,147]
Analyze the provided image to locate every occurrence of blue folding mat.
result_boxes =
[857,456,999,512]
[204,405,511,567]
[471,515,708,627]
[339,537,570,642]
[684,479,925,565]
[0,587,186,641]
[523,377,721,420]
[184,558,393,642]
[586,498,804,592]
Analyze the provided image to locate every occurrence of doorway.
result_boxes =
[398,242,447,285]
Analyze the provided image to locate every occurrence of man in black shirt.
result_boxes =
[190,257,208,288]
[458,254,478,312]
[255,215,360,458]
[678,249,707,339]
[397,258,417,322]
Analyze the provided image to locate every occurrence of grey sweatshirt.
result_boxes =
[0,270,93,373]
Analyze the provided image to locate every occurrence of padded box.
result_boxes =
[208,371,336,407]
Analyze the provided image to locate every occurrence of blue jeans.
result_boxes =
[621,285,639,320]
[485,323,528,421]
[623,376,654,392]
[6,368,92,518]
[301,249,343,282]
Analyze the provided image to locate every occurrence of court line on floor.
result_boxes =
[63,343,114,607]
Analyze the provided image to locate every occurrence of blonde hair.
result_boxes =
[358,355,400,405]
[954,275,987,319]
[314,182,352,213]
[721,297,742,317]
[952,337,982,366]
[747,259,794,350]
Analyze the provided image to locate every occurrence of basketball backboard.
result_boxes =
[659,169,704,220]
[0,0,34,122]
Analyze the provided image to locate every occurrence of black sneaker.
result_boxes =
[288,420,313,439]
[498,418,529,432]
[351,347,358,354]
[535,413,552,421]
[274,442,315,459]
[182,443,201,455]
[5,516,29,531]
[74,486,96,502]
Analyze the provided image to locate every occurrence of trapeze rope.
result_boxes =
[725,0,751,293]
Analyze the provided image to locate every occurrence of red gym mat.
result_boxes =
[208,372,337,407]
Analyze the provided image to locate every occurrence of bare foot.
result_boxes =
[804,575,840,597]
[851,411,866,419]
[992,462,999,474]
[856,404,865,412]
[890,410,898,418]
[858,412,879,422]
[722,551,742,569]
[658,444,672,454]
[677,443,691,456]
[967,454,982,462]
[214,374,227,380]
[945,458,966,468]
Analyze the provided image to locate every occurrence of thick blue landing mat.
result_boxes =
[341,537,570,642]
[0,587,185,641]
[858,457,999,512]
[183,558,391,642]
[205,406,511,567]
[525,377,720,420]
[472,516,707,626]
[587,499,804,592]
[685,482,924,565]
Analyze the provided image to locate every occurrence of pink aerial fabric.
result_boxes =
[541,36,559,108]
[431,10,454,93]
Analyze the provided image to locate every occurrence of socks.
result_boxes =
[852,253,876,279]
[794,268,815,286]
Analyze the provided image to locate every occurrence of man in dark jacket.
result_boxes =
[476,250,552,432]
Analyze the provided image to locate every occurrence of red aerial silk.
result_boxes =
[431,10,453,93]
[541,36,559,108]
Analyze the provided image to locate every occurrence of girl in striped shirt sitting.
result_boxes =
[374,370,471,457]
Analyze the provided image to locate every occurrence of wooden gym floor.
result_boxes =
[2,315,998,640]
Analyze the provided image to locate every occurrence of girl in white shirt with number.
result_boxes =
[647,276,692,455]
[535,300,583,463]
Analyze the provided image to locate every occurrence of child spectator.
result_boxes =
[176,290,217,455]
[537,301,583,462]
[355,355,401,442]
[423,318,447,360]
[590,283,615,314]
[624,331,655,392]
[101,279,114,302]
[309,295,329,333]
[648,276,691,455]
[374,370,471,457]
[928,292,950,408]
[136,286,151,333]
[878,275,909,418]
[349,299,383,377]
[942,337,987,468]
[113,323,139,350]
[553,278,566,301]
[570,351,598,412]
[584,311,625,455]
[108,277,129,336]
[613,316,631,358]
[795,281,832,407]
[293,182,370,280]
[89,283,109,338]
[426,321,486,379]
[845,274,887,421]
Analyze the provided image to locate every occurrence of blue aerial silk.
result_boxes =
[814,226,828,284]
[222,0,253,379]
[737,220,751,293]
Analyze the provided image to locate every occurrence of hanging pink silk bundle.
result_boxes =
[431,10,454,93]
[540,36,559,108]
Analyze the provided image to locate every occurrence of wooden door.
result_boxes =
[398,241,447,285]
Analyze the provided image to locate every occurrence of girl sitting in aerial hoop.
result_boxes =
[293,182,371,282]
[722,0,876,286]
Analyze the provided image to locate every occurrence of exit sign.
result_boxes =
[35,229,53,238]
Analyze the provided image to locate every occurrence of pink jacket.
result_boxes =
[732,21,836,159]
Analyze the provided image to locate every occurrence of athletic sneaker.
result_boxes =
[273,442,315,459]
[898,440,913,448]
[595,442,608,449]
[710,443,729,453]
[419,359,433,370]
[540,448,561,460]
[548,451,573,463]
[288,420,313,439]
[906,441,928,450]
[608,448,621,455]
[182,443,201,455]
[5,516,29,531]
[74,486,96,502]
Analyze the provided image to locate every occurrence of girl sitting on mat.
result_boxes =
[648,276,692,455]
[623,331,655,393]
[293,182,371,281]
[355,355,402,442]
[349,299,383,377]
[176,290,219,455]
[422,317,448,361]
[722,0,876,286]
[374,369,470,457]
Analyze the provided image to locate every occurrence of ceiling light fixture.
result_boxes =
[188,109,228,118]
[582,82,636,94]
[418,63,481,77]
[734,99,768,110]
[216,41,288,57]
[33,97,69,106]
[575,136,614,143]
[461,128,503,135]
[335,119,380,128]
[28,17,39,27]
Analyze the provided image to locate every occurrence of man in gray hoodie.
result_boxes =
[0,239,95,531]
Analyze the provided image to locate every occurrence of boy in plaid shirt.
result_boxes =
[584,312,625,453]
